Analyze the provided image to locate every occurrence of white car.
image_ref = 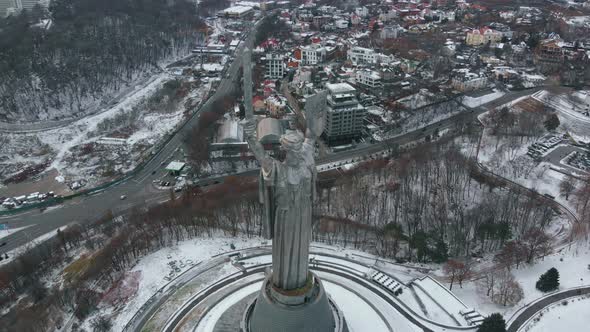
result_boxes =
[120,195,127,200]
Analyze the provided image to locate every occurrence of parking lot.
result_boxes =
[564,150,590,172]
[543,145,590,176]
[526,134,563,160]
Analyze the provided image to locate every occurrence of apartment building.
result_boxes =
[301,44,327,65]
[323,83,367,144]
[265,53,285,79]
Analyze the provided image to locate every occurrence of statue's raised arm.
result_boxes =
[304,90,328,141]
[243,118,273,173]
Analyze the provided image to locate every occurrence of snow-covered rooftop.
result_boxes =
[165,161,186,172]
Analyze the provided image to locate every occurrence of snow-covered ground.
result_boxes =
[0,225,30,240]
[324,282,392,332]
[521,295,590,331]
[451,243,590,319]
[463,90,505,108]
[461,123,579,215]
[1,75,211,194]
[532,90,590,142]
[110,235,266,331]
[0,226,67,266]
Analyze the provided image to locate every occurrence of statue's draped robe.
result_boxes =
[259,139,317,290]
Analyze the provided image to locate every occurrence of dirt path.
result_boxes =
[0,169,71,198]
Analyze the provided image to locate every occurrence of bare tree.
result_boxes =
[443,259,473,290]
[522,228,552,263]
[559,177,577,200]
[574,177,590,222]
[492,269,523,306]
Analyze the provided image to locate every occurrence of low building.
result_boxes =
[451,70,488,92]
[312,15,331,29]
[355,6,368,18]
[355,69,382,88]
[535,39,564,65]
[465,27,502,46]
[218,118,244,143]
[347,46,376,64]
[165,161,186,176]
[257,118,284,145]
[324,83,367,144]
[218,6,254,18]
[266,94,288,117]
[380,25,403,40]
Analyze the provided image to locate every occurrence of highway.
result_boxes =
[0,61,549,255]
[0,19,257,253]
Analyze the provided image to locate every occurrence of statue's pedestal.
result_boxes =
[243,273,347,332]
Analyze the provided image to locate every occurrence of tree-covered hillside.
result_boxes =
[0,0,202,123]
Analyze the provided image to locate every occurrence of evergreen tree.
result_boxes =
[536,267,559,292]
[477,313,506,332]
[431,240,449,263]
[544,114,560,131]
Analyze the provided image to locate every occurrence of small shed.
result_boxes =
[165,161,186,176]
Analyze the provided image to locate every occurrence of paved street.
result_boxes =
[507,286,590,332]
[0,73,549,255]
[0,20,258,253]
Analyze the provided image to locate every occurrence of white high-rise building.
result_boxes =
[323,83,366,144]
[265,53,285,79]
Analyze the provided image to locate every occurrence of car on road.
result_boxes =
[120,195,127,200]
[152,170,157,175]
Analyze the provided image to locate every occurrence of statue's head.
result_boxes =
[280,130,304,153]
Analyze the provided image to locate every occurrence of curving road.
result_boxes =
[129,248,484,332]
[507,286,590,332]
[0,71,551,255]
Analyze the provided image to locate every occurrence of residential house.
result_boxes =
[465,27,502,46]
[451,70,488,91]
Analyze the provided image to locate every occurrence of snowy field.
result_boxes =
[109,235,266,331]
[451,243,590,319]
[521,295,590,332]
[1,74,211,195]
[532,90,590,142]
[461,122,579,214]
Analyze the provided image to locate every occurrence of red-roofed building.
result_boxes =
[260,38,280,50]
[466,27,502,45]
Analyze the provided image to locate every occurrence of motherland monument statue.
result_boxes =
[240,48,343,332]
[242,91,339,332]
[242,90,327,291]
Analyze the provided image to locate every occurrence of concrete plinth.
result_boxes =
[244,273,345,332]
